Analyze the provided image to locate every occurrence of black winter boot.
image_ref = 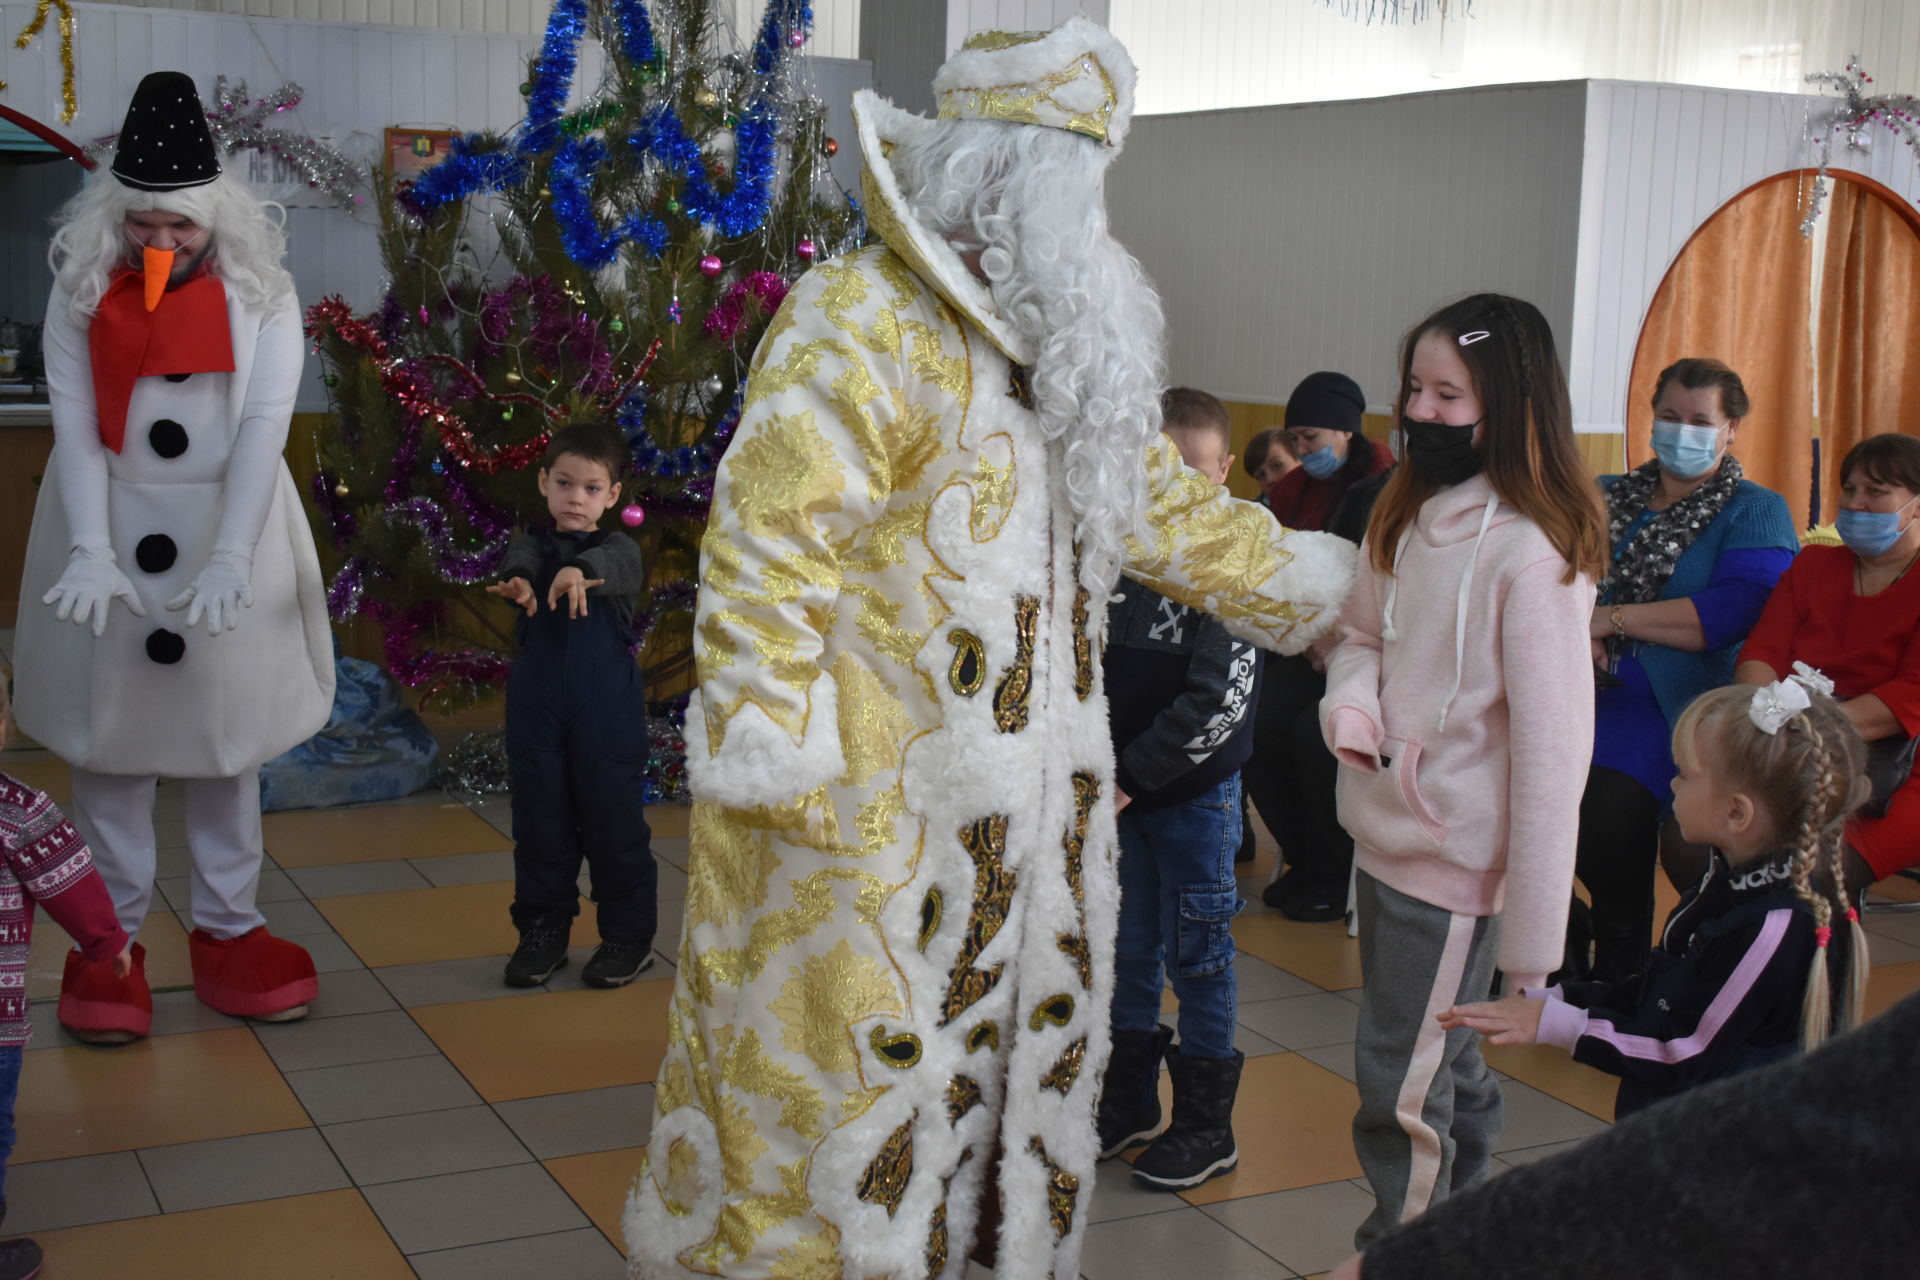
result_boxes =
[504,912,572,987]
[1132,1046,1243,1190]
[0,1203,42,1280]
[1096,1024,1173,1159]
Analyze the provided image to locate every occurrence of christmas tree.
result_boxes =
[304,0,862,798]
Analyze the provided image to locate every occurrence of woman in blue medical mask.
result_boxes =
[1574,358,1799,982]
[1737,432,1920,899]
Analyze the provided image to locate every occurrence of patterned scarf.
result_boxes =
[1603,455,1745,604]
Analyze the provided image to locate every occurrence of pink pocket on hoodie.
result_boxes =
[1337,733,1450,853]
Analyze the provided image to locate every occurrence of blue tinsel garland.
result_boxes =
[406,137,528,217]
[612,0,655,66]
[523,0,589,153]
[550,137,670,266]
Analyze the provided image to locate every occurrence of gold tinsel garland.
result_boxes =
[4,0,78,123]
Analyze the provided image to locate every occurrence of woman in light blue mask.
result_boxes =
[1574,358,1798,982]
[1738,433,1920,897]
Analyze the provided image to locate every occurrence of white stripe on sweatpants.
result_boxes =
[1391,908,1478,1223]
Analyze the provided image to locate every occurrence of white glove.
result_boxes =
[43,545,146,638]
[166,549,254,636]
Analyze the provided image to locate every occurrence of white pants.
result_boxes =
[68,769,268,940]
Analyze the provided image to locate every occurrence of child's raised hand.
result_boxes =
[548,566,605,619]
[487,576,538,616]
[111,946,133,979]
[1436,995,1544,1045]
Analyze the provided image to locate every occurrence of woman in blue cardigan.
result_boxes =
[1579,358,1798,980]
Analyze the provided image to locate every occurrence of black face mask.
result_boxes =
[1401,417,1483,487]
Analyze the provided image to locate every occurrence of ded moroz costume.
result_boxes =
[13,71,333,1041]
[625,19,1355,1280]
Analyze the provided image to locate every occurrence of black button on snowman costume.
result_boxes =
[13,72,333,1037]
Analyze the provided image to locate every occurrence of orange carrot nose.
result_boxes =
[142,246,175,312]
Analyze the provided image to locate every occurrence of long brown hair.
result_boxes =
[1366,294,1607,584]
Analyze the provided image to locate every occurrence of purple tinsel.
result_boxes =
[385,497,512,584]
[310,471,359,550]
[439,460,516,541]
[328,558,370,621]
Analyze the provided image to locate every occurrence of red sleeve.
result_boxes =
[1869,618,1920,735]
[1736,547,1811,676]
[39,869,129,964]
[3,792,130,963]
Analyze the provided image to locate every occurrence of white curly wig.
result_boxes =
[47,165,296,318]
[890,117,1167,595]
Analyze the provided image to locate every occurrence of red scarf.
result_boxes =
[87,269,235,453]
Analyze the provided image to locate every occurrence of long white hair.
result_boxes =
[48,166,296,318]
[891,119,1167,594]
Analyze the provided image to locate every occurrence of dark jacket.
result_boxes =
[497,526,647,649]
[1537,849,1817,1117]
[1328,465,1394,547]
[1102,578,1262,811]
[1265,436,1394,533]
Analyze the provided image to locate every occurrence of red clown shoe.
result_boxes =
[57,942,152,1044]
[189,927,318,1021]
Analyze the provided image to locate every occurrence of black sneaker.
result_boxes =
[0,1235,43,1280]
[504,921,571,987]
[1277,876,1347,923]
[581,941,656,988]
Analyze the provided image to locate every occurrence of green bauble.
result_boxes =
[610,318,625,332]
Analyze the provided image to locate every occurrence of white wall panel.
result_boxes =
[1108,80,1587,413]
[946,0,1107,53]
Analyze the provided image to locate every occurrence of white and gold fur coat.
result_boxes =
[626,96,1355,1280]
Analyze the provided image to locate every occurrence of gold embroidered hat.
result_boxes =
[931,15,1138,153]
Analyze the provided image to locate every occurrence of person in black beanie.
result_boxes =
[1328,986,1920,1279]
[1247,372,1394,920]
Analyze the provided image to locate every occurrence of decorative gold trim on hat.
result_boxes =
[936,46,1118,145]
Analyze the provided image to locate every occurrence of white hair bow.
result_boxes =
[1750,678,1812,736]
[1790,662,1835,697]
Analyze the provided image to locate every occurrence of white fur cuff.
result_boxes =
[1251,527,1358,656]
[683,675,845,810]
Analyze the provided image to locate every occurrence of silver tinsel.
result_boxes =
[1800,56,1920,236]
[439,730,512,793]
[85,76,363,208]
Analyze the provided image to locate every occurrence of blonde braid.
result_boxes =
[1788,804,1832,1053]
[1803,718,1870,1035]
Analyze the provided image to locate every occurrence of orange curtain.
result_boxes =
[1627,174,1815,528]
[1815,177,1920,522]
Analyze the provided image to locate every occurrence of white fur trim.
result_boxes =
[1230,526,1359,657]
[683,674,845,811]
[932,15,1138,154]
[625,1106,725,1273]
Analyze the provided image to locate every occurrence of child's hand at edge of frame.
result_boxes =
[1437,994,1545,1045]
[112,945,133,979]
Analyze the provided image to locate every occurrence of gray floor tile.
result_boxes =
[376,955,545,1008]
[1233,952,1321,1003]
[362,1163,590,1253]
[1492,1078,1610,1152]
[151,989,248,1035]
[259,898,336,938]
[137,1127,351,1212]
[1200,1180,1374,1275]
[408,1227,628,1279]
[302,932,369,974]
[254,1008,437,1071]
[154,844,195,878]
[1086,1159,1190,1223]
[1334,986,1365,1006]
[1863,907,1920,946]
[1080,1206,1298,1279]
[6,1151,158,1232]
[286,1054,483,1125]
[492,1084,654,1159]
[1864,931,1920,967]
[25,1002,83,1049]
[288,859,436,899]
[1235,992,1360,1051]
[324,1104,532,1185]
[158,867,302,913]
[1235,1024,1287,1058]
[304,966,402,1020]
[1491,1136,1590,1168]
[411,849,516,887]
[1296,1041,1357,1082]
[650,835,690,870]
[653,861,689,899]
[545,945,672,992]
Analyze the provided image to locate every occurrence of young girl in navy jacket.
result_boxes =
[1443,668,1870,1117]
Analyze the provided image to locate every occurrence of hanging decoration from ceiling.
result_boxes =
[1321,0,1468,22]
[1799,56,1920,236]
[3,0,79,122]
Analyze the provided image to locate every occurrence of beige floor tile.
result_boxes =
[1865,959,1920,1020]
[265,802,508,868]
[414,982,674,1101]
[1166,1053,1363,1207]
[646,805,691,839]
[28,908,193,1001]
[16,1026,310,1163]
[29,1188,413,1278]
[1481,1042,1617,1122]
[545,1145,647,1241]
[1231,912,1364,992]
[315,881,517,968]
[1,752,70,802]
[1868,874,1920,903]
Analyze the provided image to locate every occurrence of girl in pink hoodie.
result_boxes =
[1319,294,1608,1247]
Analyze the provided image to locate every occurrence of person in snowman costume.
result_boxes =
[12,71,334,1042]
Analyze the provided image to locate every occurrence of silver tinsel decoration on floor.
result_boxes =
[440,730,512,794]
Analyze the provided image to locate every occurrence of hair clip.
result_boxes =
[1749,678,1811,736]
[1457,330,1491,346]
[1788,662,1835,697]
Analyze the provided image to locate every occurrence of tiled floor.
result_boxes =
[3,738,1918,1278]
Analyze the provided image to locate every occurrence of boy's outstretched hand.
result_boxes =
[112,945,133,979]
[487,576,538,616]
[548,566,605,619]
[1437,995,1544,1045]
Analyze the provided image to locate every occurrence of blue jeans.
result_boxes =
[1110,774,1243,1060]
[0,1045,20,1206]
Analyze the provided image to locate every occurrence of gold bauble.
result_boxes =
[333,482,351,498]
[693,85,719,109]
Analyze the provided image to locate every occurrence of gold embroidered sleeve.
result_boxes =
[1123,435,1357,655]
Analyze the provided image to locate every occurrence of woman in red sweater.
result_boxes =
[1736,433,1920,889]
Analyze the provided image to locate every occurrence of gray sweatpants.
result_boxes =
[1351,869,1504,1248]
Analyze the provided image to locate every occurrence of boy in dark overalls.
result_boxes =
[487,423,657,988]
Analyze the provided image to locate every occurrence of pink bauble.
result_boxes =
[796,237,818,261]
[788,29,806,47]
[620,504,646,527]
[698,253,724,277]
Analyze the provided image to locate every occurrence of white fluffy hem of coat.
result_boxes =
[683,674,844,810]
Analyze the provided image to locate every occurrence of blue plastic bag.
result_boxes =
[260,640,439,812]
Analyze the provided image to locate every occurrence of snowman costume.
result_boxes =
[12,72,332,1040]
